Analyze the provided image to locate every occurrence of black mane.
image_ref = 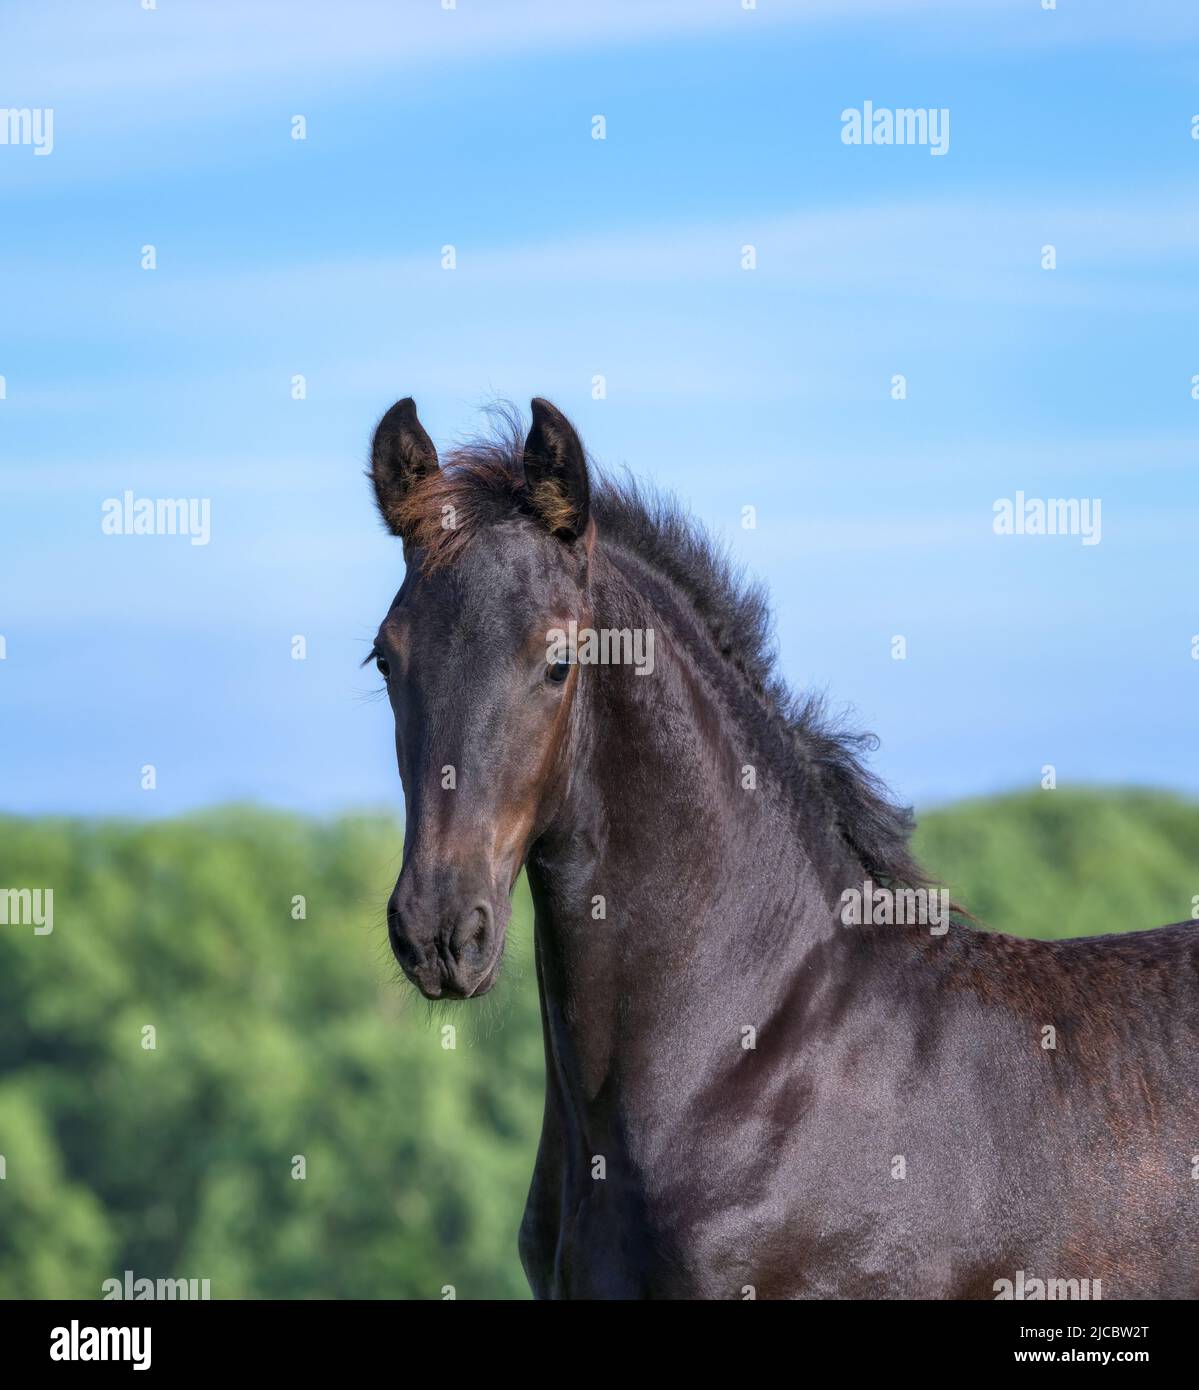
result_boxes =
[424,403,928,891]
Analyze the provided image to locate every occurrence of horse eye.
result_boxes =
[376,654,391,680]
[546,660,571,685]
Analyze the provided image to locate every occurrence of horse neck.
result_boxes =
[525,541,863,1124]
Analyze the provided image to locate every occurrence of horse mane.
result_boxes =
[394,403,929,892]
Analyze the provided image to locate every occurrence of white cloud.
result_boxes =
[5,2,1014,101]
[8,0,1193,108]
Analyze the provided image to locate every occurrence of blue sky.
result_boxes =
[1,0,1196,818]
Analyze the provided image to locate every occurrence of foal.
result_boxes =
[366,396,1199,1299]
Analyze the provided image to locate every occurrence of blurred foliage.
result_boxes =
[913,788,1199,939]
[0,790,1195,1298]
[0,808,543,1299]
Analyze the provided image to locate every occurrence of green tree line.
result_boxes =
[1,790,1195,1298]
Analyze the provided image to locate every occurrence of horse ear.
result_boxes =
[523,398,590,541]
[370,397,438,535]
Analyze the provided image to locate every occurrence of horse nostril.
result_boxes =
[452,902,493,963]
